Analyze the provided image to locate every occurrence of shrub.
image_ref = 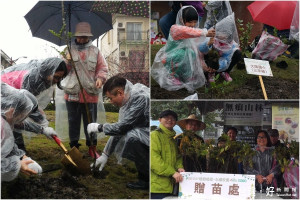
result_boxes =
[104,103,119,113]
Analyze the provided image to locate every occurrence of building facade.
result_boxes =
[100,14,149,86]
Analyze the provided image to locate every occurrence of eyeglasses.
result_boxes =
[163,116,176,121]
[257,136,267,139]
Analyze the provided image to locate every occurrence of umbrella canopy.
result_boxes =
[247,1,297,30]
[92,1,149,18]
[25,1,113,46]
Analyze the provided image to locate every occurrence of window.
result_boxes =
[127,22,142,40]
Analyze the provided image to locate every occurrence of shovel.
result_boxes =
[52,135,91,175]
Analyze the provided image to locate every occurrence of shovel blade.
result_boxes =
[68,147,91,175]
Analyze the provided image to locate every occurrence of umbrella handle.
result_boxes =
[52,135,68,154]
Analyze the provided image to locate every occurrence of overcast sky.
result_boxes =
[0,0,99,65]
[0,0,62,64]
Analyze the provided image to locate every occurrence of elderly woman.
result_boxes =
[245,130,280,191]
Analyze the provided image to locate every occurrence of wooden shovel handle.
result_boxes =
[52,135,68,154]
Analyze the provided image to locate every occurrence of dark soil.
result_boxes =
[151,77,299,99]
[1,130,149,199]
[2,171,89,199]
[225,77,299,99]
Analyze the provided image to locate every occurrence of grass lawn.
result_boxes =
[1,111,149,199]
[151,44,299,99]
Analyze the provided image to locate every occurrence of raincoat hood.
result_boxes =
[1,57,66,96]
[151,5,207,92]
[1,83,38,127]
[176,5,199,28]
[214,12,239,51]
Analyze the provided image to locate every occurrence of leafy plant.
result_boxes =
[205,73,231,98]
[49,24,74,59]
[274,140,299,172]
[236,18,253,55]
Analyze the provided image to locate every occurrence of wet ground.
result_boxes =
[1,131,149,199]
[151,76,299,100]
[2,172,89,199]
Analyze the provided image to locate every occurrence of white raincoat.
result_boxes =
[151,6,207,92]
[102,80,149,163]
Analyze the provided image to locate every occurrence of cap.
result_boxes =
[269,129,279,137]
[159,110,178,121]
[74,22,93,37]
[177,114,206,131]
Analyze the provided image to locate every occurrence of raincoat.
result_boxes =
[151,124,183,194]
[102,80,149,163]
[61,40,108,102]
[244,145,280,190]
[204,0,232,29]
[289,1,299,41]
[56,40,108,142]
[212,13,239,72]
[1,84,37,181]
[1,58,67,133]
[1,57,66,98]
[151,6,207,92]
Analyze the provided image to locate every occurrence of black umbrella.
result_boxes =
[25,1,113,46]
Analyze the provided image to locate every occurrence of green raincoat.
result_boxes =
[150,124,183,193]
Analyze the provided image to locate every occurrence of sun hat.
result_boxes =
[177,114,206,131]
[74,22,93,37]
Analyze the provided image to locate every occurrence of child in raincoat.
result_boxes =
[199,13,241,82]
[152,5,215,93]
[1,83,43,181]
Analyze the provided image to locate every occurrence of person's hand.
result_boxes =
[95,79,103,88]
[23,157,43,174]
[206,29,216,37]
[87,123,103,134]
[265,174,274,184]
[202,64,216,73]
[172,172,183,183]
[178,168,185,173]
[91,153,108,171]
[256,174,264,184]
[20,156,42,175]
[207,67,217,73]
[208,37,215,46]
[42,127,57,139]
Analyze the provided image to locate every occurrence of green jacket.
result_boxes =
[150,124,183,193]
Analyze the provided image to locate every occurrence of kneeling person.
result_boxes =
[87,76,149,190]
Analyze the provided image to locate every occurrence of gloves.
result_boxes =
[91,153,108,171]
[42,127,57,139]
[23,157,43,174]
[87,123,103,134]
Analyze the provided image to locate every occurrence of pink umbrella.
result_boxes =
[247,1,297,30]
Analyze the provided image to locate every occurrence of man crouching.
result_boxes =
[87,76,149,190]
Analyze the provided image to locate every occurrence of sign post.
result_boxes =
[258,76,268,100]
[244,58,273,100]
